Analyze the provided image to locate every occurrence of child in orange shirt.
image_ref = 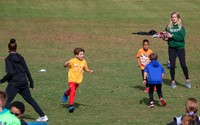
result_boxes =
[61,48,93,113]
[137,39,154,92]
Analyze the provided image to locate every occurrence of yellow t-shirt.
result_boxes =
[136,48,153,70]
[68,58,88,84]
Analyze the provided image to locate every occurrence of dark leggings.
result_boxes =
[168,47,189,81]
[149,84,163,102]
[5,83,45,117]
[141,70,149,87]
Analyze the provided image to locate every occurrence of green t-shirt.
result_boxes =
[0,108,21,125]
[165,24,186,49]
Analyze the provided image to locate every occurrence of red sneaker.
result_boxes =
[154,86,157,91]
[144,88,149,93]
[160,98,166,106]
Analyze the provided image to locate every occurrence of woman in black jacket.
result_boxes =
[0,39,48,122]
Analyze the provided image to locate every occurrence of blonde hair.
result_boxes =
[167,11,182,30]
[182,98,199,125]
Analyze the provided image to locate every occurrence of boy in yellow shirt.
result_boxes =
[62,48,93,113]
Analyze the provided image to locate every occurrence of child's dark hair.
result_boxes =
[149,53,158,61]
[10,101,25,114]
[74,48,85,55]
[8,38,17,51]
[143,39,149,45]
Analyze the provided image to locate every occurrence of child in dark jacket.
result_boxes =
[143,53,166,108]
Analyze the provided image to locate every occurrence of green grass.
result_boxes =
[0,0,200,125]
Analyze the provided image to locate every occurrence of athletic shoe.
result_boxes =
[36,115,48,122]
[144,88,149,93]
[186,81,191,89]
[154,86,157,91]
[69,105,75,113]
[160,98,166,106]
[171,82,176,89]
[62,92,68,103]
[148,101,154,108]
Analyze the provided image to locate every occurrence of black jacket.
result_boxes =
[0,53,34,88]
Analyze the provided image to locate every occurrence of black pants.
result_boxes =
[141,70,149,87]
[168,47,189,81]
[5,83,45,117]
[149,84,163,102]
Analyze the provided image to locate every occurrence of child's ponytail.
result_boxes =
[182,114,198,125]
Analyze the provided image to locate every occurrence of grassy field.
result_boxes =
[0,0,200,125]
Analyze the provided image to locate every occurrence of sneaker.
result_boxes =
[144,88,149,93]
[171,82,176,89]
[148,101,154,108]
[154,86,157,91]
[186,81,191,89]
[160,98,166,106]
[69,105,75,113]
[62,92,68,103]
[36,115,48,122]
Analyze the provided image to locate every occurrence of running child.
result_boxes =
[61,48,93,113]
[137,39,154,92]
[143,53,166,108]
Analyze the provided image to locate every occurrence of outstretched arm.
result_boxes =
[85,69,93,74]
[0,73,12,84]
[64,61,70,67]
[84,61,93,74]
[0,59,15,83]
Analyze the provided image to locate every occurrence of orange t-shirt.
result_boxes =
[136,48,153,70]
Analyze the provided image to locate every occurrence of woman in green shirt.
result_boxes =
[165,12,191,89]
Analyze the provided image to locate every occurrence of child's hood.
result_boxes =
[150,60,159,67]
[7,53,23,63]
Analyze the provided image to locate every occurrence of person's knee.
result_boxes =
[181,64,187,69]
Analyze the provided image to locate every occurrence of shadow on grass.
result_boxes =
[139,97,161,107]
[60,103,86,109]
[162,63,168,67]
[131,85,145,91]
[163,78,185,88]
[23,115,36,120]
